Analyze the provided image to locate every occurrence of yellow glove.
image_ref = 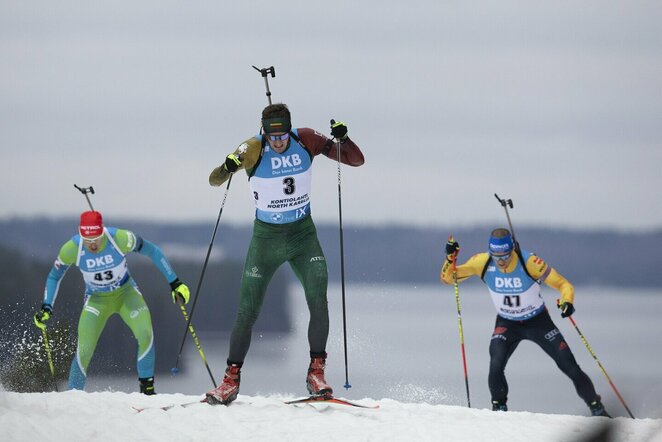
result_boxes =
[170,279,190,304]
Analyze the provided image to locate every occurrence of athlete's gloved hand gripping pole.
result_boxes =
[445,236,471,407]
[330,119,353,390]
[33,304,58,391]
[494,194,634,418]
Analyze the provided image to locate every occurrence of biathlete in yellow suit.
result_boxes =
[440,228,610,417]
[33,211,190,394]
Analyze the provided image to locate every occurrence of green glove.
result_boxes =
[33,304,52,330]
[224,154,242,173]
[170,279,190,304]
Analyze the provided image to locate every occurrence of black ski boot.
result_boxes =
[492,400,508,411]
[139,377,156,395]
[588,396,611,417]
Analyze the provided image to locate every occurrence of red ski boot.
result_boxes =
[306,353,333,397]
[206,364,241,405]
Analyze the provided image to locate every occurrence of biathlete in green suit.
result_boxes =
[205,103,365,405]
[33,210,190,394]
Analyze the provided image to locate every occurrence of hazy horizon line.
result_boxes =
[1,214,661,234]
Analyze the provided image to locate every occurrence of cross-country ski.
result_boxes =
[285,395,380,409]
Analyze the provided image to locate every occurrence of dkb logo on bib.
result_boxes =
[271,154,302,169]
[86,255,114,268]
[495,277,523,289]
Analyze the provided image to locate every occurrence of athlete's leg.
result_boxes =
[525,311,599,404]
[288,223,329,354]
[228,223,282,363]
[118,284,155,380]
[488,317,521,404]
[68,294,115,390]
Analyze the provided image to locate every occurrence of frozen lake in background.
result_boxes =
[87,282,662,418]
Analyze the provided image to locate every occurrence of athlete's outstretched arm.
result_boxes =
[440,253,489,285]
[524,255,575,304]
[298,128,365,166]
[210,138,263,186]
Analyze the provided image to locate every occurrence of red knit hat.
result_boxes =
[79,211,104,238]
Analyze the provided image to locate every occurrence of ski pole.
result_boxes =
[176,301,216,386]
[330,122,351,390]
[74,184,95,211]
[40,326,58,392]
[566,315,635,418]
[172,175,233,385]
[449,236,470,407]
[252,65,276,105]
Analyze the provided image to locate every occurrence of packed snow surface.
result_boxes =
[1,391,660,442]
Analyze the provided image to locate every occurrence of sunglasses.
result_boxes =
[268,133,290,141]
[491,252,512,262]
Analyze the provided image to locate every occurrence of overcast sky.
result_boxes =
[1,1,661,231]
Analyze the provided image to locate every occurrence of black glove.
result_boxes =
[445,237,460,262]
[224,154,242,173]
[330,119,348,140]
[558,300,575,318]
[33,303,53,330]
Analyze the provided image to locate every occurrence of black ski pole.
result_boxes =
[74,184,95,211]
[252,65,275,105]
[171,175,233,386]
[331,120,351,390]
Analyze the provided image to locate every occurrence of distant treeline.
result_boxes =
[1,217,660,288]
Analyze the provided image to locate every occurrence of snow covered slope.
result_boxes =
[0,391,660,442]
